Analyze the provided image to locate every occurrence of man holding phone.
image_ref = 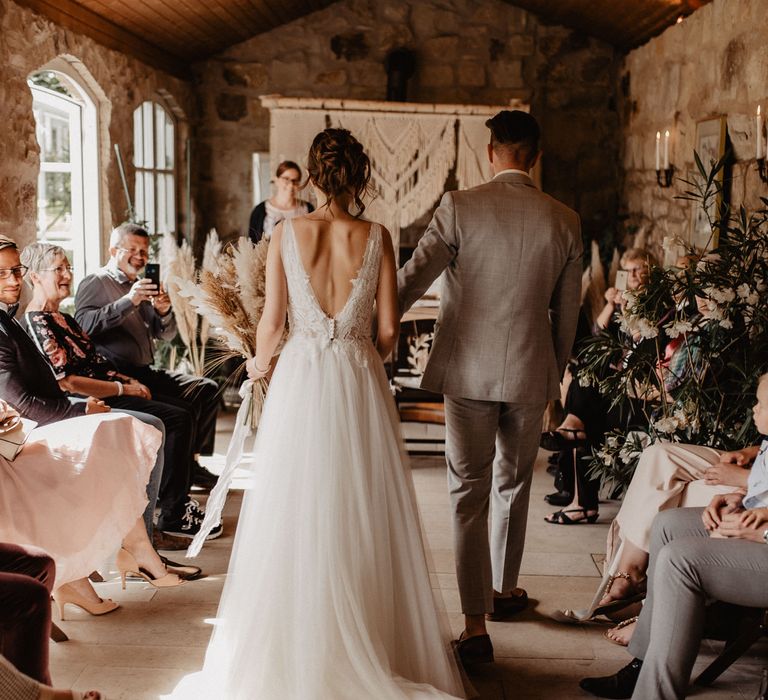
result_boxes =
[75,224,221,508]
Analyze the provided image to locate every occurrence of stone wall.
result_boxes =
[619,0,768,259]
[0,0,194,254]
[194,0,620,244]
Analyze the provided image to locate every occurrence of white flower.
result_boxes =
[605,436,620,449]
[736,283,751,300]
[705,286,735,304]
[673,409,689,428]
[636,317,659,339]
[719,318,733,329]
[665,319,693,339]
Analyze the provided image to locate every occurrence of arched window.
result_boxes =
[28,70,100,283]
[133,101,176,234]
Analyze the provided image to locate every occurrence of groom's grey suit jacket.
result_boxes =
[397,171,582,404]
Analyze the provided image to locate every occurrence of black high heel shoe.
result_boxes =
[539,428,587,452]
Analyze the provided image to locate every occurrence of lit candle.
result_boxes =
[757,106,763,160]
[655,131,661,170]
[663,130,670,170]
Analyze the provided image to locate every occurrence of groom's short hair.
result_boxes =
[486,110,540,166]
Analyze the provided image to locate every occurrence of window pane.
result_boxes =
[156,170,166,232]
[133,106,143,168]
[38,171,73,244]
[144,171,155,233]
[165,174,176,232]
[34,107,71,163]
[155,104,166,171]
[165,119,174,169]
[135,169,144,224]
[142,102,154,169]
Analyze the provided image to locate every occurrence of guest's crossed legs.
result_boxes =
[129,367,219,456]
[629,507,768,699]
[445,396,544,618]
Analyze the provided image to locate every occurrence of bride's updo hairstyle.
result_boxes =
[307,128,371,217]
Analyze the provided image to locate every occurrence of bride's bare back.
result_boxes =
[291,215,373,318]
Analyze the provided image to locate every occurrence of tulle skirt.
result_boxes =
[169,337,465,699]
[0,413,161,584]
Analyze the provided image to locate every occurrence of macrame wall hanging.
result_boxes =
[260,96,536,249]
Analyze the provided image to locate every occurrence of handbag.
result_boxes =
[0,405,36,460]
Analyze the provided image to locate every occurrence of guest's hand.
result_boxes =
[737,507,768,530]
[715,510,767,542]
[85,397,110,414]
[604,287,622,305]
[153,284,172,316]
[123,382,152,400]
[702,492,743,530]
[245,357,269,380]
[703,462,749,488]
[719,446,760,467]
[127,278,158,306]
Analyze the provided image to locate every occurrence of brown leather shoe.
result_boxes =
[452,632,494,667]
[152,529,190,551]
[485,588,529,621]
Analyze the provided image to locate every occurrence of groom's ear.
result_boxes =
[487,143,494,165]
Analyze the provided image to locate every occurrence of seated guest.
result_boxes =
[74,223,220,490]
[0,396,184,614]
[0,237,184,616]
[0,544,55,684]
[580,372,768,699]
[20,242,218,543]
[543,248,659,524]
[0,653,102,699]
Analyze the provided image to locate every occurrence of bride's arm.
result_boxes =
[375,228,400,360]
[247,225,288,379]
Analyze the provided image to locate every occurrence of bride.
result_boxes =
[170,129,466,699]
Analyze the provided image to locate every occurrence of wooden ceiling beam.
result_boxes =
[13,0,190,78]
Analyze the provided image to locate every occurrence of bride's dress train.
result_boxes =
[168,221,465,699]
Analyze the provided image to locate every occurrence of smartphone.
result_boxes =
[144,263,160,288]
[615,270,629,291]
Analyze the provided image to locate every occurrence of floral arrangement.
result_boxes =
[159,232,218,375]
[577,155,768,494]
[407,332,434,376]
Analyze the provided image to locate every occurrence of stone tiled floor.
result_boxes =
[49,413,766,699]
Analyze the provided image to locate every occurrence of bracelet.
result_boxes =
[253,361,270,374]
[114,381,124,396]
[763,529,768,545]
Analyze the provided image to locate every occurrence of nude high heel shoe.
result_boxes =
[116,548,184,589]
[53,584,119,621]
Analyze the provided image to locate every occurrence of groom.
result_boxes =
[398,110,582,665]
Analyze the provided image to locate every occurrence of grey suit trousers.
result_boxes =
[444,395,545,615]
[629,507,768,699]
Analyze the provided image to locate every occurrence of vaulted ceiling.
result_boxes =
[14,0,711,79]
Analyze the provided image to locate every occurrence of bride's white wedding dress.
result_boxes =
[169,220,465,699]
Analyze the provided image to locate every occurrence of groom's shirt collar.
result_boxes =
[493,169,531,179]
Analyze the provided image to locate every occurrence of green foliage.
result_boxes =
[579,154,768,494]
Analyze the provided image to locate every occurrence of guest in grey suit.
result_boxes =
[397,110,583,663]
[580,373,768,700]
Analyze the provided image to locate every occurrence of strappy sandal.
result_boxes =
[544,507,599,525]
[604,615,639,647]
[592,572,646,617]
[540,428,587,452]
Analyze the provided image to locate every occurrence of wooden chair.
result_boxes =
[695,603,767,686]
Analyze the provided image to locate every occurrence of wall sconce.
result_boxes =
[655,129,674,188]
[757,105,768,184]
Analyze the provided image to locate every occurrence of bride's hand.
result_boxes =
[246,357,269,380]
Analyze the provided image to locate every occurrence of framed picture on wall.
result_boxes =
[689,115,727,251]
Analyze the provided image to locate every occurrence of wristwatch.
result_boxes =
[763,529,768,544]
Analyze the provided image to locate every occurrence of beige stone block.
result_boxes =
[491,59,523,89]
[507,33,535,56]
[457,62,486,87]
[270,60,309,88]
[316,69,348,86]
[419,65,455,88]
[421,35,460,61]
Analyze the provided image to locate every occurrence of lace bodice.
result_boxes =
[282,219,382,365]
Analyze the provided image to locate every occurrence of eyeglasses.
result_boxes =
[622,266,647,275]
[278,176,301,186]
[41,265,73,275]
[116,247,149,259]
[0,265,28,280]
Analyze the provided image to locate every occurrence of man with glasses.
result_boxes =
[74,223,221,514]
